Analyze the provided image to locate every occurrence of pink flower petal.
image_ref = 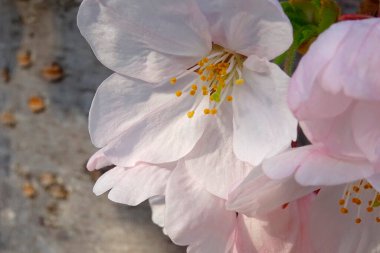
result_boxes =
[87,149,113,171]
[165,162,236,253]
[352,102,380,169]
[295,152,374,186]
[196,0,292,59]
[263,145,318,180]
[233,59,297,166]
[227,167,317,216]
[309,186,380,253]
[78,0,211,83]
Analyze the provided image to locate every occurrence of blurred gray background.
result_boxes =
[0,0,359,252]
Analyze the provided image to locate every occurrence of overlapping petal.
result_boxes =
[90,73,209,167]
[185,105,251,199]
[196,0,292,59]
[78,0,211,83]
[93,164,171,206]
[352,102,380,169]
[165,162,236,253]
[227,167,317,216]
[233,57,297,166]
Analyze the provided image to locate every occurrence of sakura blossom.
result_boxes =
[78,1,299,250]
[228,18,380,253]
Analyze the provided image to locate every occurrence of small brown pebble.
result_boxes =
[1,67,10,83]
[46,202,59,215]
[0,112,17,128]
[28,96,46,113]
[48,184,69,200]
[39,172,57,188]
[22,181,37,199]
[41,62,64,82]
[17,51,32,68]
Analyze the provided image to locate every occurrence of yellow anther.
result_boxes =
[338,199,345,205]
[355,218,362,224]
[211,108,217,115]
[376,217,380,223]
[170,78,177,85]
[203,108,210,115]
[367,207,374,212]
[202,90,208,96]
[175,90,182,97]
[191,84,198,90]
[340,207,349,214]
[197,69,204,75]
[203,57,209,63]
[227,96,233,102]
[235,79,245,85]
[201,75,207,81]
[190,90,196,96]
[198,61,204,67]
[187,111,195,118]
[202,85,208,91]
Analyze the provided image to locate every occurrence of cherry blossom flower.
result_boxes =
[79,0,299,251]
[228,18,380,253]
[78,0,297,168]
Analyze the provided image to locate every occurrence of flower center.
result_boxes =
[338,180,380,224]
[170,45,246,118]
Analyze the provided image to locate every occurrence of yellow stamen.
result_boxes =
[203,108,210,115]
[190,90,196,96]
[175,90,182,97]
[211,108,217,115]
[187,111,195,118]
[227,96,233,102]
[170,78,177,85]
[191,84,198,90]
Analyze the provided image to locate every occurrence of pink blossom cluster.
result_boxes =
[77,0,380,252]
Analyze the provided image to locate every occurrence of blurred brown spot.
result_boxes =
[46,202,59,215]
[48,184,69,200]
[28,96,46,113]
[22,181,38,199]
[1,67,10,83]
[17,51,32,68]
[41,62,64,82]
[39,172,57,188]
[0,112,17,128]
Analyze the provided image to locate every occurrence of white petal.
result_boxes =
[196,0,292,59]
[233,58,297,166]
[295,152,374,186]
[93,166,126,196]
[186,104,251,199]
[227,167,316,216]
[87,149,113,171]
[108,164,171,206]
[165,162,236,253]
[89,73,209,167]
[263,146,317,180]
[149,196,166,228]
[78,0,211,83]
